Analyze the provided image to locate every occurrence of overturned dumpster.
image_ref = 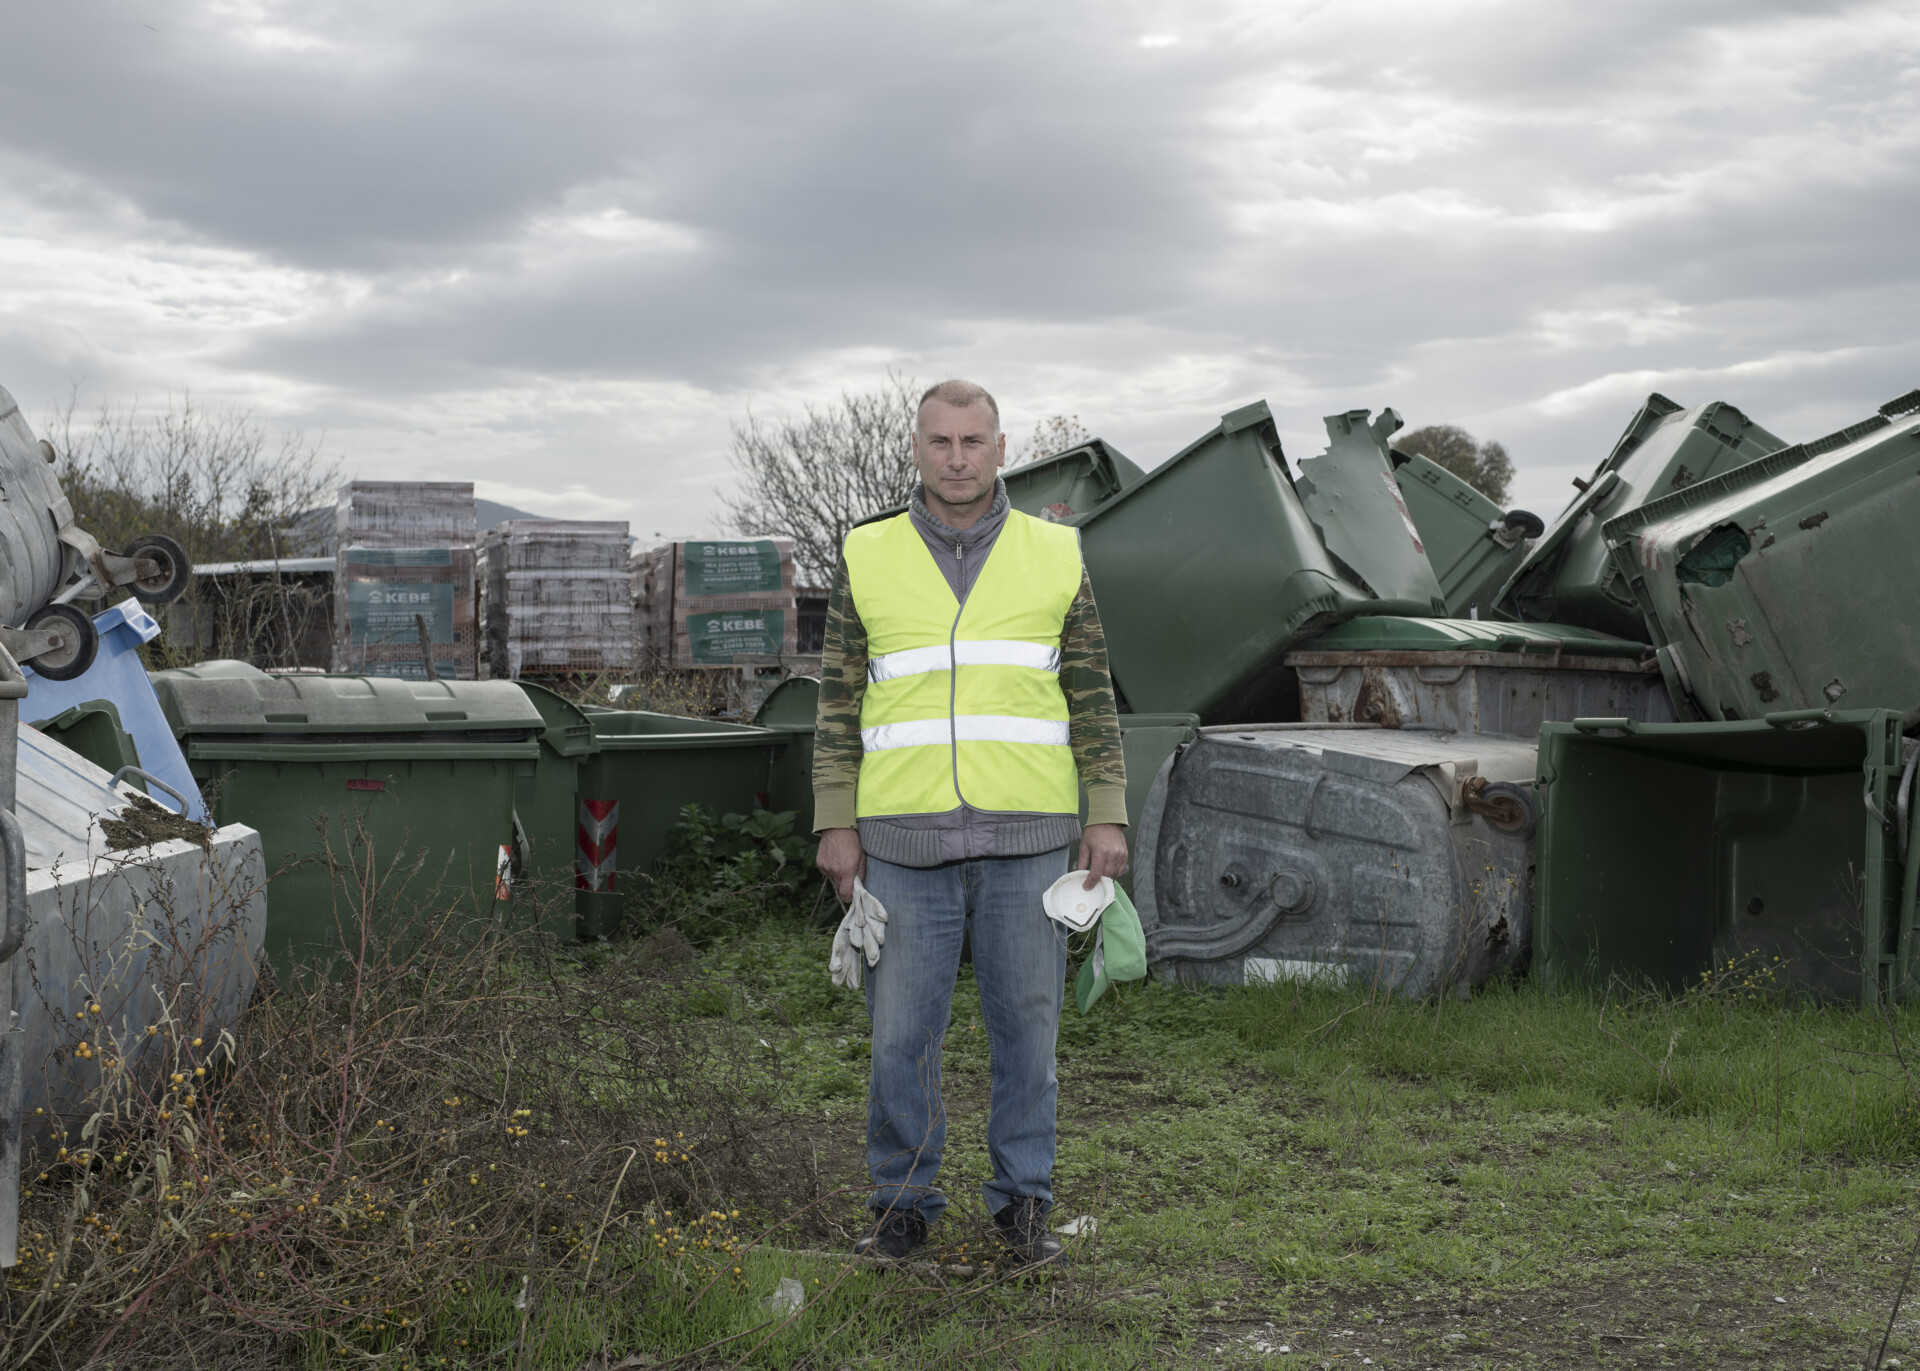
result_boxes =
[1078,401,1446,723]
[1134,725,1537,997]
[1391,452,1543,619]
[1498,396,1784,639]
[1286,617,1675,735]
[1534,711,1913,1002]
[1603,390,1920,721]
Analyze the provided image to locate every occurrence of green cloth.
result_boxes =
[1075,884,1147,1013]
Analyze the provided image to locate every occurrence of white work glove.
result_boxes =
[829,878,889,990]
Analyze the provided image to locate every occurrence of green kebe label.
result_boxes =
[348,581,455,643]
[683,540,782,595]
[688,610,785,663]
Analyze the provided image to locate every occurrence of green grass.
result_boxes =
[437,918,1920,1368]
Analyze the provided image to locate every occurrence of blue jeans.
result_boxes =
[862,847,1071,1225]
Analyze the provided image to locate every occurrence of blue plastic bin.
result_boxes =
[23,601,207,820]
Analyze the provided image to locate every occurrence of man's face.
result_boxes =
[914,399,1006,510]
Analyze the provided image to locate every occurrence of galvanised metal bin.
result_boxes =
[1497,396,1784,639]
[150,663,540,971]
[1285,617,1674,736]
[1075,401,1445,723]
[572,709,792,939]
[1135,725,1539,998]
[1602,391,1920,722]
[1535,710,1913,1002]
[1391,453,1543,618]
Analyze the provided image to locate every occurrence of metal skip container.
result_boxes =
[1286,617,1675,736]
[1497,396,1784,640]
[1534,711,1912,1003]
[1602,390,1920,722]
[1134,726,1538,997]
[1077,401,1446,723]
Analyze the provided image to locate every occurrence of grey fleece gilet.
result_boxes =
[855,478,1083,868]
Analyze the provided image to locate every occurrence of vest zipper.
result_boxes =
[949,537,971,855]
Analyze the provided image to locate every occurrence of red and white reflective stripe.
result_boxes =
[576,798,618,892]
[867,640,1061,684]
[495,844,512,902]
[860,715,1070,752]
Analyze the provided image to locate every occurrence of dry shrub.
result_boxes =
[4,833,811,1368]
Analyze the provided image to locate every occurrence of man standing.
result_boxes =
[812,379,1129,1265]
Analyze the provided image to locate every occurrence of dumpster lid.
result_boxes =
[150,672,543,736]
[514,681,598,757]
[754,676,820,729]
[1290,616,1650,658]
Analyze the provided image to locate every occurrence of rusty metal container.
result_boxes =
[1285,617,1674,736]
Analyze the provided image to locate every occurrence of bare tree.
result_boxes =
[721,375,920,585]
[1394,424,1515,505]
[1011,413,1092,467]
[47,392,341,668]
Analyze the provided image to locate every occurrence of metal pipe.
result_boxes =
[110,766,195,817]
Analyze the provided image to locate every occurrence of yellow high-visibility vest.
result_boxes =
[845,509,1082,819]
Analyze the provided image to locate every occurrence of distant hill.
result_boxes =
[284,497,555,555]
[476,499,548,530]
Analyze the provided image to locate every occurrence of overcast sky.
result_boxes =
[2,0,1916,537]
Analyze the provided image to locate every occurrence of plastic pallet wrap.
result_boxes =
[483,521,631,678]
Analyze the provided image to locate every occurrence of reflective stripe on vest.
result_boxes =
[868,640,1063,683]
[843,509,1082,819]
[861,715,1072,752]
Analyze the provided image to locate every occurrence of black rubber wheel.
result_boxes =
[1502,509,1546,539]
[25,603,98,681]
[123,533,191,604]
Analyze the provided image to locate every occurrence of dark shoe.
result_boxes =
[853,1207,928,1260]
[993,1198,1066,1267]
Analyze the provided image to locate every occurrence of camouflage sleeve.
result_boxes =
[811,552,865,831]
[1062,563,1128,826]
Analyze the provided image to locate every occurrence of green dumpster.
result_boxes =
[511,681,599,901]
[755,676,819,836]
[150,662,542,972]
[1603,392,1920,722]
[1497,396,1784,639]
[1088,713,1199,892]
[573,709,792,939]
[1391,453,1543,618]
[30,699,144,785]
[1002,438,1145,521]
[1075,401,1445,723]
[1534,710,1913,1002]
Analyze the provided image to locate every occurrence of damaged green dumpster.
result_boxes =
[1534,710,1915,1002]
[1391,452,1544,618]
[1602,390,1920,721]
[1497,396,1784,639]
[1003,438,1145,521]
[1076,401,1446,722]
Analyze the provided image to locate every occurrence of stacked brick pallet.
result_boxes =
[630,538,800,669]
[482,520,632,678]
[332,481,479,680]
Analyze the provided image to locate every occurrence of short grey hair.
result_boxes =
[918,379,1000,432]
